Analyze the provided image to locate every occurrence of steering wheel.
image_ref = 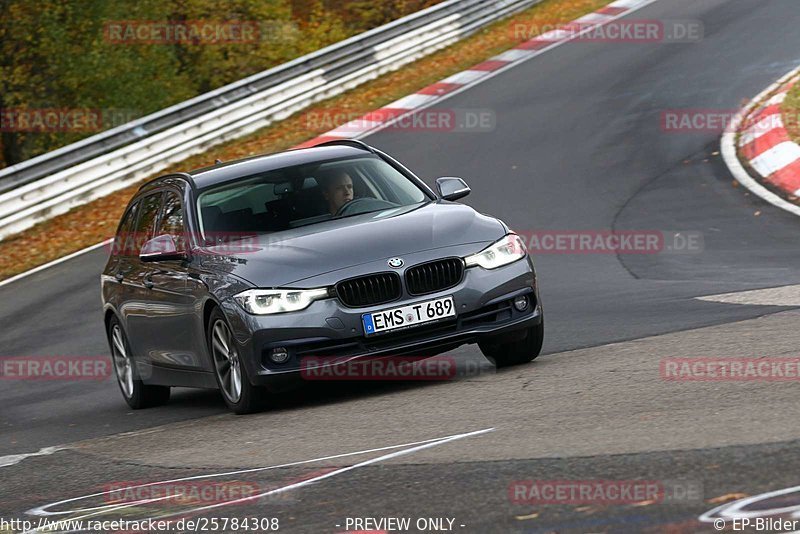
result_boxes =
[334,197,369,217]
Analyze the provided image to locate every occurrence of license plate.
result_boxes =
[362,296,456,336]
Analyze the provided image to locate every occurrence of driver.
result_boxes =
[319,169,354,215]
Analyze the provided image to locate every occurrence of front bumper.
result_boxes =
[221,255,541,386]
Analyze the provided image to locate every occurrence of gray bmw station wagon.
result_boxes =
[101,140,543,414]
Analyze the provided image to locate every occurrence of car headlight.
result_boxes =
[234,288,330,315]
[464,234,527,269]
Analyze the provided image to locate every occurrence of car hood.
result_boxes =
[195,202,505,287]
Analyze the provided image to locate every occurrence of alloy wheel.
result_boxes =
[211,319,242,403]
[111,324,134,398]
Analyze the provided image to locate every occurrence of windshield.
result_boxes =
[196,155,428,242]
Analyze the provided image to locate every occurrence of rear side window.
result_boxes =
[113,201,139,257]
[132,193,163,255]
[157,191,186,251]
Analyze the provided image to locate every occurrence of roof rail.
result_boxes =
[314,139,376,153]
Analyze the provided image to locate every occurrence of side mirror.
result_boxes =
[140,234,187,262]
[435,177,471,201]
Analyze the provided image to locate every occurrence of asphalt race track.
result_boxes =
[3,0,800,532]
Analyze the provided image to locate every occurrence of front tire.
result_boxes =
[479,320,544,368]
[107,317,170,409]
[208,307,263,414]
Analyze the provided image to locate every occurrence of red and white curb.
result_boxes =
[722,66,800,218]
[737,72,800,197]
[293,0,656,148]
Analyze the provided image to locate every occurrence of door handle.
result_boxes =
[143,276,154,289]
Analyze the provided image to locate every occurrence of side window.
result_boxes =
[114,201,139,257]
[132,193,163,255]
[157,191,186,251]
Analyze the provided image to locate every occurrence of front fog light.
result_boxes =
[270,347,290,364]
[513,295,529,311]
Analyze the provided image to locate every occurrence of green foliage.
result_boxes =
[0,0,438,167]
[337,0,440,32]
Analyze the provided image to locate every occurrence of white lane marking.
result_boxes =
[696,285,800,306]
[750,142,800,176]
[573,13,614,24]
[0,446,65,468]
[491,49,535,62]
[609,0,652,7]
[440,70,488,85]
[384,93,438,110]
[0,239,111,289]
[146,428,495,522]
[29,431,473,517]
[24,428,494,533]
[537,29,572,41]
[1,0,666,290]
[328,119,383,136]
[721,65,800,219]
[28,428,493,519]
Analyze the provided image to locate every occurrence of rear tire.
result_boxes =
[107,317,170,409]
[207,307,264,414]
[479,320,544,368]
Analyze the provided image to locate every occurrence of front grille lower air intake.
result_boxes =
[405,257,464,295]
[335,272,401,307]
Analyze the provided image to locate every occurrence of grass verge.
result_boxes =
[0,0,609,281]
[783,80,800,146]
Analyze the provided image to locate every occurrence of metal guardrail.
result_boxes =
[0,0,541,239]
